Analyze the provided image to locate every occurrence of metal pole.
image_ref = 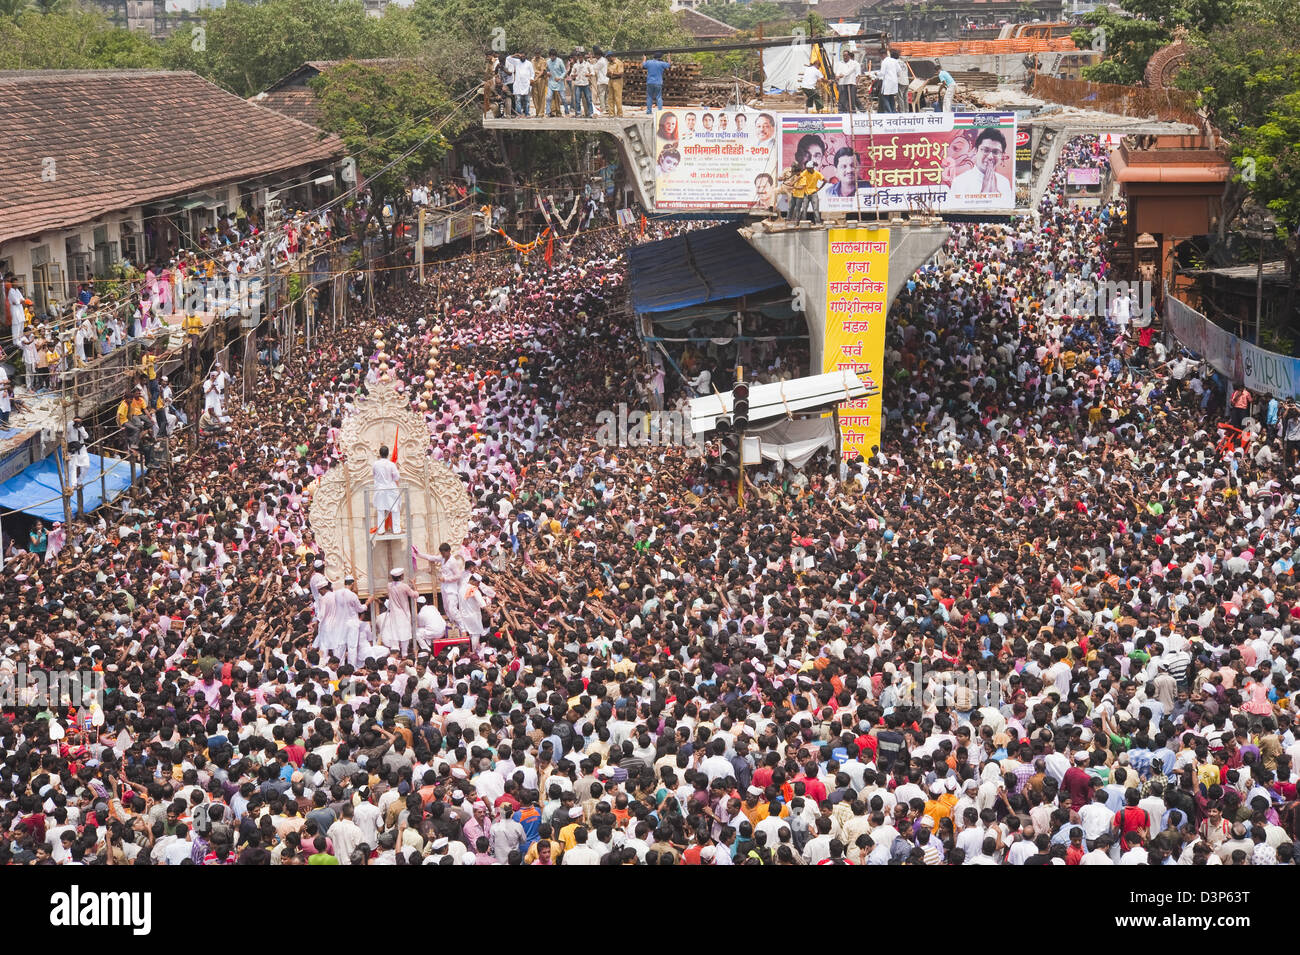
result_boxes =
[1257,236,1264,344]
[417,207,426,285]
[97,418,107,507]
[736,364,745,510]
[57,341,73,527]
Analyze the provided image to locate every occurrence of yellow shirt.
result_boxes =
[793,169,826,198]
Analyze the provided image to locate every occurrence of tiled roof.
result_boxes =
[675,8,740,38]
[250,87,322,126]
[0,70,344,246]
[254,59,407,126]
[815,0,870,18]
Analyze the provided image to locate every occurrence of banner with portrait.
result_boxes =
[825,227,890,460]
[780,111,1018,213]
[651,108,780,211]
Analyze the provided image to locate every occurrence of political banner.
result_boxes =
[1015,128,1032,176]
[1067,167,1101,185]
[780,111,1018,213]
[825,228,889,460]
[651,108,780,211]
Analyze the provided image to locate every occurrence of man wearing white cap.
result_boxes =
[457,570,493,652]
[308,559,329,617]
[380,567,418,658]
[413,594,447,651]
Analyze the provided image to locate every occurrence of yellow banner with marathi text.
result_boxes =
[825,227,889,460]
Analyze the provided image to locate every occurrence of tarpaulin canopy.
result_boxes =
[626,224,787,314]
[0,450,140,522]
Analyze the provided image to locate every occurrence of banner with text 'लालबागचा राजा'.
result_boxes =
[825,227,890,460]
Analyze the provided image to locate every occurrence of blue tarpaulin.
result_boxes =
[626,223,787,314]
[0,450,140,522]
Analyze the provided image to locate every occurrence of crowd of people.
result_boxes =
[0,134,1298,868]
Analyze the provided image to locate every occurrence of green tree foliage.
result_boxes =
[406,0,683,79]
[693,1,790,30]
[1241,93,1300,235]
[1178,0,1300,248]
[311,62,464,249]
[163,0,421,98]
[1176,0,1300,134]
[1071,0,1245,85]
[1070,11,1171,85]
[0,8,162,69]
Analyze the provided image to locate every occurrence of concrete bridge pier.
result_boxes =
[741,221,951,370]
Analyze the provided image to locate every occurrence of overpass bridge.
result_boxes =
[483,112,952,368]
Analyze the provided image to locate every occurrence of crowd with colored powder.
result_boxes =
[0,135,1298,867]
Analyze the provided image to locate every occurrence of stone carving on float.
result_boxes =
[309,370,470,598]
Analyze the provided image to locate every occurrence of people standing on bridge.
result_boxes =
[643,52,671,114]
[572,51,595,118]
[790,162,826,226]
[511,49,534,117]
[531,51,548,116]
[606,51,625,117]
[544,50,568,117]
[835,50,861,113]
[593,48,610,116]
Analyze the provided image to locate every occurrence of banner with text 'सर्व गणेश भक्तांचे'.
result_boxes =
[780,111,1017,213]
[651,108,779,211]
[825,228,890,460]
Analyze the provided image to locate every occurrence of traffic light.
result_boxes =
[720,436,740,482]
[732,381,749,431]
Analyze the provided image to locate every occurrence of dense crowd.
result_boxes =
[0,135,1298,867]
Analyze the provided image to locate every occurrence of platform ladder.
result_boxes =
[362,484,418,646]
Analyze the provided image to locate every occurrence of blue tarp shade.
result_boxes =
[626,223,787,314]
[0,450,140,522]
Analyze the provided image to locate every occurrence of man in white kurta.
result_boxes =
[418,542,465,624]
[457,573,493,652]
[336,577,366,667]
[203,369,230,421]
[372,447,401,535]
[381,567,419,657]
[315,582,341,657]
[416,595,447,651]
[308,559,330,618]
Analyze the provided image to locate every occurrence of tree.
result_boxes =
[693,1,790,31]
[0,0,29,17]
[1176,0,1300,134]
[311,62,465,252]
[407,0,682,65]
[1070,10,1171,85]
[1175,0,1300,297]
[0,9,162,70]
[162,0,421,98]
